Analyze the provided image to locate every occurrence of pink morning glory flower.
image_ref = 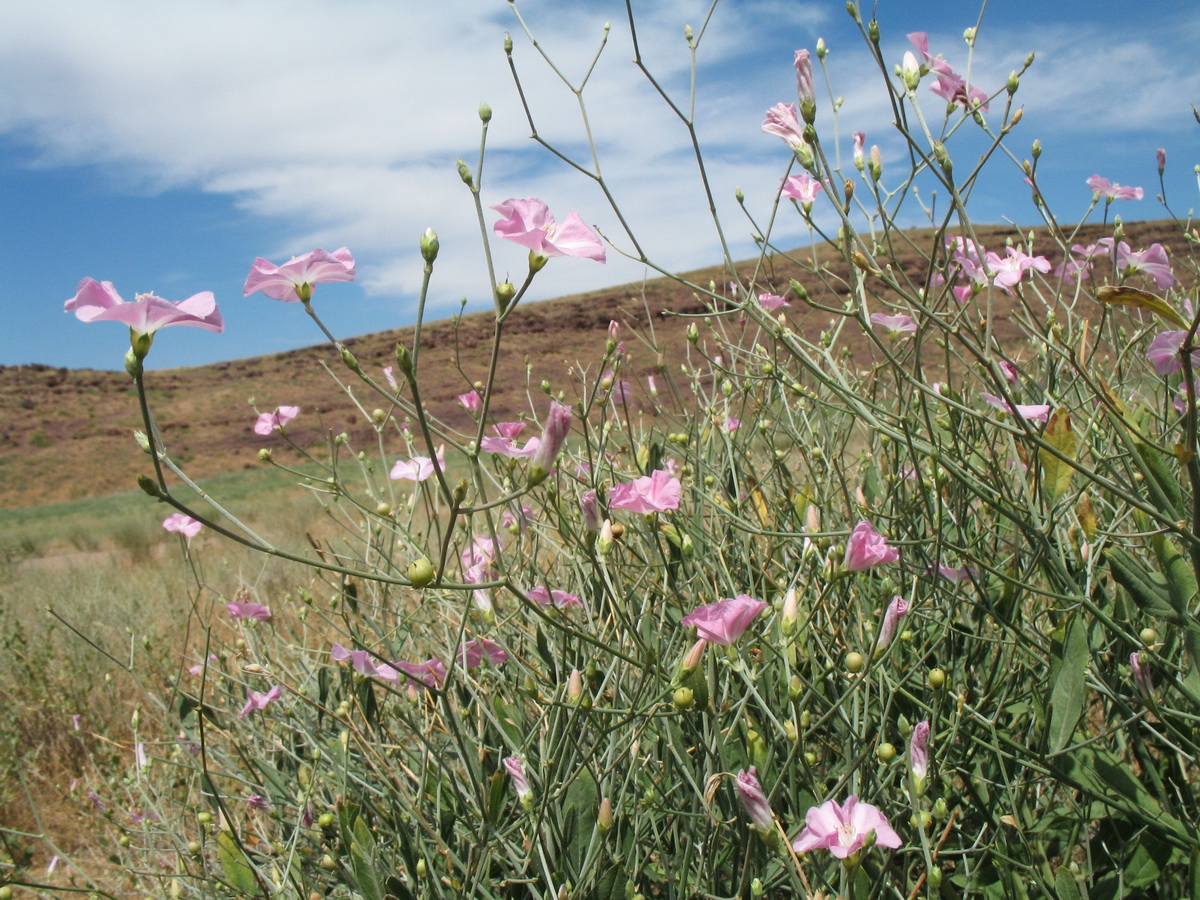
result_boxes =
[761,102,805,149]
[736,767,775,834]
[907,32,989,111]
[609,470,682,514]
[681,594,768,646]
[844,520,900,571]
[794,49,815,106]
[1146,330,1200,375]
[1130,651,1153,695]
[243,247,356,302]
[526,586,584,610]
[246,794,270,811]
[875,596,909,652]
[330,643,400,683]
[162,514,202,538]
[458,638,509,669]
[792,795,902,858]
[1086,175,1143,201]
[529,401,573,486]
[1116,241,1177,290]
[757,292,791,311]
[870,313,917,335]
[503,755,532,801]
[239,685,282,719]
[389,448,444,482]
[458,390,482,414]
[985,247,1052,292]
[492,198,606,262]
[980,392,1051,422]
[781,173,823,204]
[226,601,271,621]
[395,658,447,690]
[481,434,541,459]
[910,719,931,782]
[65,279,223,354]
[254,405,300,435]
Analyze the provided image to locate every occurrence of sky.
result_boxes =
[2,0,1198,372]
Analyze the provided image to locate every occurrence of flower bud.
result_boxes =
[781,588,798,636]
[456,158,474,187]
[496,281,516,308]
[598,797,614,833]
[395,343,414,378]
[258,447,273,462]
[407,557,436,588]
[503,33,513,54]
[420,227,440,263]
[478,102,492,123]
[673,687,694,708]
[124,347,143,377]
[568,669,584,704]
[340,346,360,372]
[1006,71,1019,94]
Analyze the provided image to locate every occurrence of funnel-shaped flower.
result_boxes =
[395,658,447,690]
[736,767,775,834]
[609,470,681,514]
[503,755,533,803]
[844,520,899,571]
[492,198,606,262]
[66,279,223,355]
[226,601,271,620]
[243,247,356,302]
[459,638,509,669]
[254,405,301,435]
[528,401,573,486]
[162,514,203,538]
[239,685,282,719]
[681,595,768,646]
[792,795,902,858]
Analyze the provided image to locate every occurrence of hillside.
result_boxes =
[1,220,1192,509]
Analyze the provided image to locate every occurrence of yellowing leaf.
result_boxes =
[1095,286,1188,328]
[1040,408,1076,504]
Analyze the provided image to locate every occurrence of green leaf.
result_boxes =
[1039,408,1076,505]
[1054,868,1081,900]
[216,830,258,896]
[1048,614,1089,754]
[1124,832,1174,888]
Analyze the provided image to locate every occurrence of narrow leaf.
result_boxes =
[1048,615,1089,754]
[1096,285,1188,327]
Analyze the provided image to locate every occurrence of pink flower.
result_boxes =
[529,401,573,486]
[389,449,444,482]
[526,586,584,610]
[980,392,1051,422]
[457,390,482,414]
[852,131,866,168]
[937,564,977,584]
[910,720,930,780]
[254,405,300,435]
[761,102,805,149]
[330,643,400,683]
[870,313,916,335]
[985,247,1051,292]
[757,292,791,311]
[492,198,606,262]
[723,416,741,433]
[736,767,775,834]
[1086,175,1143,201]
[395,658,447,690]
[781,173,823,204]
[907,32,989,111]
[1174,380,1200,413]
[1116,241,1177,290]
[382,366,397,389]
[459,638,509,669]
[875,596,909,651]
[162,513,203,538]
[461,534,501,582]
[609,470,682,514]
[226,601,271,621]
[794,49,815,105]
[844,520,899,571]
[503,754,532,800]
[681,595,768,646]
[1146,330,1200,375]
[239,685,282,719]
[246,794,270,811]
[580,490,601,532]
[481,434,541,459]
[1157,148,1166,171]
[1130,651,1153,695]
[792,795,902,858]
[65,279,224,342]
[999,360,1020,385]
[243,247,356,302]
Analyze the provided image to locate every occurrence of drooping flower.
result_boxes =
[65,280,225,353]
[844,520,899,571]
[870,313,916,336]
[503,755,533,803]
[459,638,509,669]
[246,794,270,811]
[1086,175,1143,201]
[254,406,300,435]
[609,470,682,514]
[875,596,909,652]
[1130,651,1153,695]
[736,767,775,834]
[492,198,606,262]
[226,601,271,621]
[1146,330,1200,376]
[792,795,902,858]
[162,513,203,538]
[243,248,356,302]
[1116,241,1177,290]
[389,448,445,482]
[330,643,399,683]
[781,173,823,204]
[239,685,282,719]
[757,292,791,312]
[580,489,601,533]
[980,392,1051,422]
[910,720,931,795]
[681,595,768,646]
[528,401,573,486]
[907,32,989,110]
[761,102,805,149]
[395,658,447,690]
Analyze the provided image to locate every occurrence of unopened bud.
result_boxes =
[1006,71,1019,94]
[816,37,827,59]
[340,346,360,371]
[496,281,516,308]
[673,687,694,708]
[568,669,583,703]
[133,430,152,454]
[456,158,474,187]
[420,227,440,263]
[395,343,414,378]
[478,102,492,123]
[258,447,273,462]
[598,797,614,832]
[407,557,435,588]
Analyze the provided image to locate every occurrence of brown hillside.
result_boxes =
[1,220,1193,509]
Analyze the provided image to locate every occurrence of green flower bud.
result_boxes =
[407,557,436,587]
[420,227,440,263]
[478,102,492,123]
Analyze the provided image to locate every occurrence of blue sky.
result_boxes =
[2,0,1197,371]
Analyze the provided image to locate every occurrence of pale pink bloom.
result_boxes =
[852,131,866,167]
[910,720,931,780]
[493,422,526,440]
[239,685,282,719]
[1174,380,1200,413]
[875,596,909,651]
[163,513,202,538]
[65,279,224,337]
[503,755,532,800]
[461,534,501,579]
[459,638,509,669]
[937,564,978,584]
[792,795,902,858]
[330,643,399,683]
[985,247,1051,291]
[254,405,300,435]
[1146,330,1200,375]
[244,248,355,302]
[71,714,81,731]
[390,449,444,482]
[457,390,482,414]
[492,198,606,262]
[844,520,899,571]
[382,366,397,389]
[980,392,1051,422]
[580,489,601,532]
[781,173,823,204]
[1086,175,1143,201]
[609,470,682,514]
[1116,241,1177,290]
[500,504,534,532]
[395,658,447,690]
[647,374,658,396]
[681,595,768,646]
[724,416,741,433]
[135,741,148,770]
[953,285,975,303]
[46,855,60,875]
[246,794,270,811]
[1072,240,1113,260]
[761,102,805,149]
[527,586,584,610]
[736,767,774,834]
[907,32,989,110]
[1130,651,1153,695]
[602,370,632,404]
[757,292,791,311]
[870,313,916,335]
[480,434,541,459]
[999,361,1019,385]
[1055,258,1092,284]
[529,401,573,485]
[226,601,271,621]
[794,49,815,105]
